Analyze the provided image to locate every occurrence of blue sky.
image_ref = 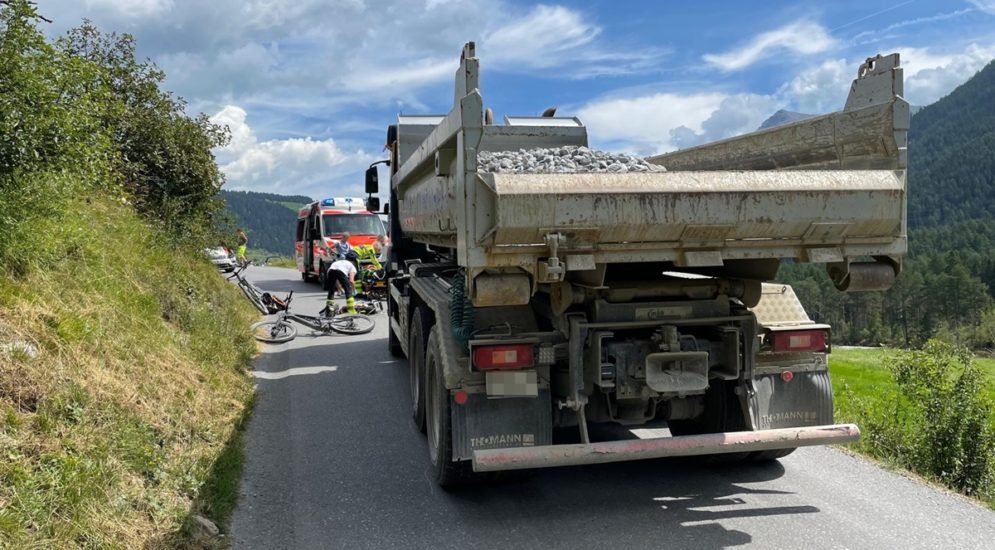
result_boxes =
[38,0,995,199]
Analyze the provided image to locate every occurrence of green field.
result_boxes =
[831,347,995,403]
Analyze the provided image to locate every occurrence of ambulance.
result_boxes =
[295,197,387,287]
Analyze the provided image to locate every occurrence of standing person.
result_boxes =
[236,229,248,266]
[334,232,352,259]
[325,258,358,314]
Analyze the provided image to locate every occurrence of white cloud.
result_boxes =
[482,5,600,68]
[670,94,784,149]
[578,92,727,155]
[578,36,995,157]
[777,42,995,113]
[703,21,838,71]
[83,0,174,18]
[339,58,455,95]
[969,1,995,15]
[778,58,850,113]
[210,105,375,197]
[900,43,995,105]
[850,8,975,44]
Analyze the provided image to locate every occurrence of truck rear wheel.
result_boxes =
[749,448,796,461]
[409,307,432,432]
[425,327,475,487]
[668,380,752,463]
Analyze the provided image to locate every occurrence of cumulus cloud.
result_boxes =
[900,43,995,105]
[210,106,375,197]
[703,21,838,71]
[44,0,661,111]
[669,94,784,149]
[577,92,727,155]
[777,42,995,112]
[778,58,851,113]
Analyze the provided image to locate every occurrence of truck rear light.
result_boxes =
[771,330,828,353]
[472,344,534,370]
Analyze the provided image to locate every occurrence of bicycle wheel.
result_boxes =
[250,320,297,343]
[329,314,375,335]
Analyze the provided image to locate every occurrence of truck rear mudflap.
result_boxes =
[471,424,859,472]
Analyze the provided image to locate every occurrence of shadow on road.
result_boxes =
[238,334,814,549]
[447,459,805,548]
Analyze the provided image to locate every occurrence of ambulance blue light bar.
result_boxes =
[321,197,363,207]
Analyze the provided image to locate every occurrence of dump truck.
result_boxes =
[368,43,908,485]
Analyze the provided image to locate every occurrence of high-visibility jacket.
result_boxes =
[355,244,382,271]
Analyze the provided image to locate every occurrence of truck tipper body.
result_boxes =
[374,43,908,485]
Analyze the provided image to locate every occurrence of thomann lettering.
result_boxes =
[470,433,535,448]
[759,410,817,428]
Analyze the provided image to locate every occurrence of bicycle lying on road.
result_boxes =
[251,292,376,343]
[228,265,287,315]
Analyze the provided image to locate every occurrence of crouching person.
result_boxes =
[326,258,358,314]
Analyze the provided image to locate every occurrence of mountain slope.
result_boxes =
[757,109,814,130]
[220,190,312,257]
[908,59,995,227]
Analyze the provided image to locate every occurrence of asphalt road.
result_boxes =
[231,266,995,549]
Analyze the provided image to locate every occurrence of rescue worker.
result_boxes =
[325,257,358,314]
[352,241,383,297]
[235,229,248,266]
[334,232,352,259]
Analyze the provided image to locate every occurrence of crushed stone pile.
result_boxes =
[477,146,666,174]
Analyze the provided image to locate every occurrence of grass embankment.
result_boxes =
[831,346,995,508]
[0,199,258,548]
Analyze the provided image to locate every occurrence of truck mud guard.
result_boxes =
[471,424,859,472]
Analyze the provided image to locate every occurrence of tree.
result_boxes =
[56,22,230,239]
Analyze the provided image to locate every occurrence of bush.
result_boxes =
[860,341,995,499]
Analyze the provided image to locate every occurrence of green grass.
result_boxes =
[832,347,995,402]
[0,198,258,548]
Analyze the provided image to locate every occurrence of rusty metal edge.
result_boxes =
[471,424,860,472]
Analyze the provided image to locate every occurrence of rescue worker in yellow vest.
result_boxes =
[325,259,357,314]
[353,243,382,297]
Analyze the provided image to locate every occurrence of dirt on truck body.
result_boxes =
[369,42,908,485]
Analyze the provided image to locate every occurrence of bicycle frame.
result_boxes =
[275,295,359,333]
[228,265,287,314]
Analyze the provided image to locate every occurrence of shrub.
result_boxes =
[879,340,995,497]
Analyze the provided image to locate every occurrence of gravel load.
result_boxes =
[477,146,666,174]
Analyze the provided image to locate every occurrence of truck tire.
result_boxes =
[425,327,475,487]
[387,295,404,357]
[388,323,404,357]
[668,380,752,463]
[749,448,796,461]
[409,307,432,432]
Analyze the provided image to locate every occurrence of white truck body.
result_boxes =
[379,43,908,484]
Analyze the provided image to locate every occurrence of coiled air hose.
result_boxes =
[450,270,474,351]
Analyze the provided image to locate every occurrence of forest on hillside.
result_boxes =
[219,190,311,256]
